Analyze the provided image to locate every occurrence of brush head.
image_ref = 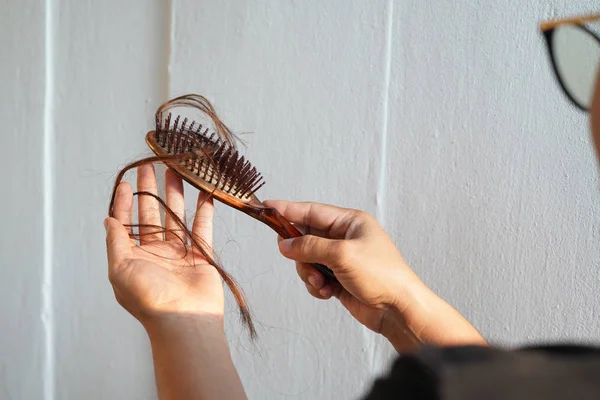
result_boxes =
[146,112,266,205]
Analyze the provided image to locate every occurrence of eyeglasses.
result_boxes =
[540,13,600,111]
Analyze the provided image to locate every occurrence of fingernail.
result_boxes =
[308,275,317,288]
[279,238,293,253]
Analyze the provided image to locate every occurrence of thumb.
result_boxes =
[105,217,133,268]
[278,235,349,268]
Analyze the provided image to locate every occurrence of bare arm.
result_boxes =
[104,166,248,400]
[265,200,486,353]
[144,315,247,400]
[381,282,487,352]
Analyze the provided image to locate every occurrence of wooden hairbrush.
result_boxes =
[146,111,338,282]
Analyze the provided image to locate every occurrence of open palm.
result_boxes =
[105,165,224,324]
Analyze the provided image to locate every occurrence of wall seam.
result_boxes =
[42,0,56,398]
[370,0,395,375]
[165,0,173,99]
[376,1,394,225]
[156,0,174,204]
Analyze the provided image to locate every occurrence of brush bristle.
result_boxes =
[155,112,265,200]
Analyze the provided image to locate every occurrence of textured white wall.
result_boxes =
[1,0,598,399]
[1,2,46,399]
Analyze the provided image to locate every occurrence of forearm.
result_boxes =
[383,283,487,353]
[144,314,247,400]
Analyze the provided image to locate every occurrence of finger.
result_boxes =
[105,217,133,270]
[304,282,332,300]
[290,223,329,239]
[137,164,163,243]
[192,191,214,249]
[318,284,334,299]
[263,200,357,238]
[330,283,344,300]
[278,234,351,268]
[296,262,325,290]
[165,169,186,243]
[112,182,135,244]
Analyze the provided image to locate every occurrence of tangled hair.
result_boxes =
[108,94,256,339]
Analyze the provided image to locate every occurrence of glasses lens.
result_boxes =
[552,25,600,110]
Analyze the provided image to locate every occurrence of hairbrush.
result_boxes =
[146,111,337,282]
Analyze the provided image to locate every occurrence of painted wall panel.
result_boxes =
[385,0,600,348]
[0,1,46,398]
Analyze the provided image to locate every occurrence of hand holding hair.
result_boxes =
[105,166,247,400]
[105,166,227,324]
[265,200,487,352]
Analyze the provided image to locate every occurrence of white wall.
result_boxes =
[2,0,598,399]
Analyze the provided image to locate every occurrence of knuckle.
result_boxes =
[305,282,323,299]
[331,240,353,264]
[304,202,316,227]
[295,235,314,257]
[345,210,377,237]
[352,209,374,224]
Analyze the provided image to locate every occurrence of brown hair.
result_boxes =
[108,95,256,339]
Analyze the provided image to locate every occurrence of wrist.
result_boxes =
[143,312,226,344]
[380,280,429,353]
[382,281,487,351]
[142,312,247,400]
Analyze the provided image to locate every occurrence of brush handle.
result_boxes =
[258,208,338,283]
